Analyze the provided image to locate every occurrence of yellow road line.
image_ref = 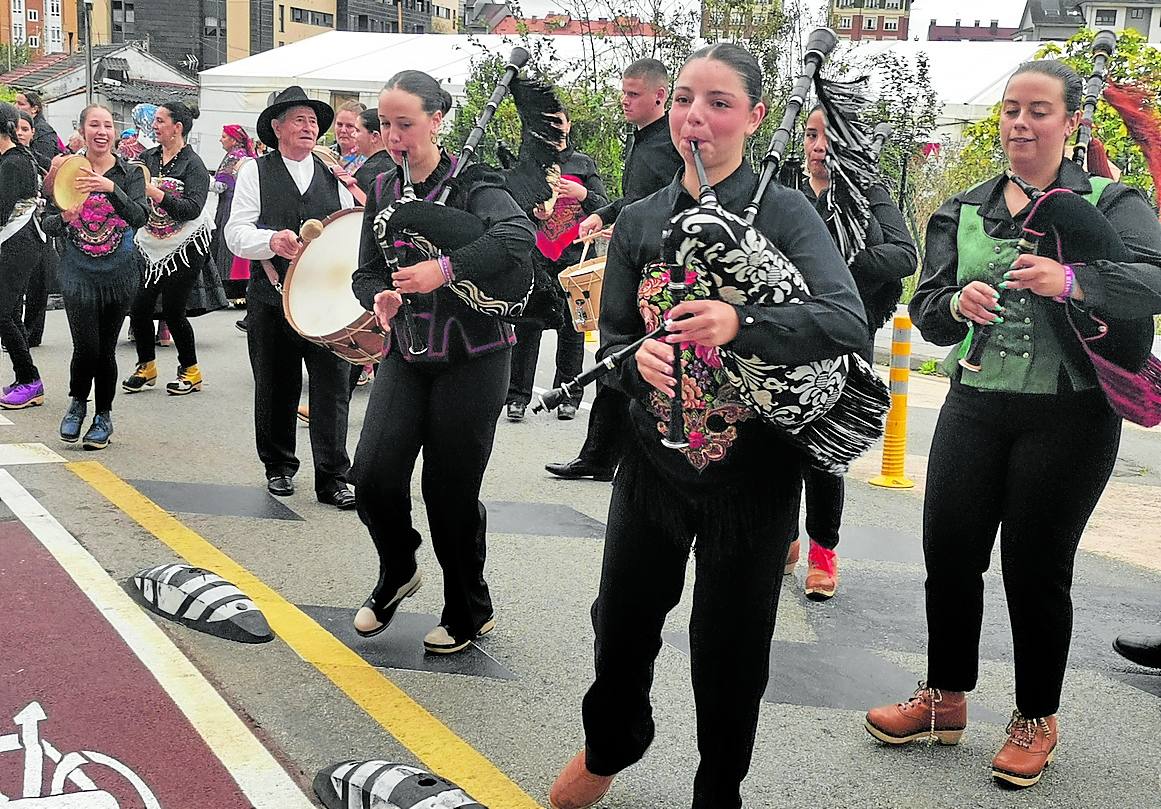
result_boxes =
[69,461,542,809]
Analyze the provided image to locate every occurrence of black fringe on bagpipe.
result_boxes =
[787,356,890,475]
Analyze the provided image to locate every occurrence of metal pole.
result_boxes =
[84,2,94,105]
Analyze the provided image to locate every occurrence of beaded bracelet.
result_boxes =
[1054,264,1075,303]
[949,291,967,323]
[437,255,454,286]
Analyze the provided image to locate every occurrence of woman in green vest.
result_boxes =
[864,59,1161,788]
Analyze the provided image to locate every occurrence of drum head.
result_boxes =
[283,208,367,338]
[52,154,93,211]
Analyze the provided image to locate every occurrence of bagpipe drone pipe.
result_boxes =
[370,47,568,329]
[535,28,891,474]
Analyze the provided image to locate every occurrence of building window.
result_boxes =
[50,26,61,43]
[292,7,304,23]
[730,9,743,24]
[27,8,38,21]
[1130,8,1145,19]
[49,0,61,16]
[28,35,38,47]
[112,0,135,35]
[279,4,285,31]
[885,0,900,7]
[839,15,851,28]
[884,17,898,31]
[864,0,879,8]
[414,22,424,32]
[864,15,877,29]
[12,22,24,41]
[1094,9,1117,26]
[12,0,23,13]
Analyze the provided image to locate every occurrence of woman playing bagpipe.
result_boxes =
[43,104,149,449]
[547,42,874,809]
[786,102,917,599]
[123,101,214,397]
[349,67,545,655]
[864,57,1161,788]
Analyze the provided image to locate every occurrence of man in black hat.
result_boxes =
[224,86,358,508]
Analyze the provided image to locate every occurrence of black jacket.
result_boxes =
[140,144,211,222]
[803,181,917,333]
[596,113,682,227]
[551,145,609,267]
[42,155,148,235]
[30,114,62,169]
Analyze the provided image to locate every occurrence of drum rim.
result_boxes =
[282,206,366,339]
[51,154,94,211]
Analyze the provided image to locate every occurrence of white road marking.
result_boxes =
[0,443,65,465]
[0,470,315,808]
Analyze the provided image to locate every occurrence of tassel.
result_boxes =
[1102,82,1161,195]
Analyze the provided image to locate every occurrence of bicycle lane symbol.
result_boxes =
[0,700,161,808]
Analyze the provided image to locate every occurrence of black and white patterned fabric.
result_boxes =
[313,761,486,809]
[662,195,889,474]
[814,76,879,265]
[128,564,273,643]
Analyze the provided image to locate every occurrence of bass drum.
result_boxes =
[282,207,386,365]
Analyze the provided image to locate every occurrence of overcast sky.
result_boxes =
[510,0,1027,40]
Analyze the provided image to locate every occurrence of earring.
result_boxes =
[656,100,661,106]
[431,132,438,145]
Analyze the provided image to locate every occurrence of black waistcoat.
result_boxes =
[248,152,342,306]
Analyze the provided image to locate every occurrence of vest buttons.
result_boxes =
[1024,317,1031,324]
[999,350,1008,357]
[745,316,754,325]
[1023,334,1030,340]
[988,262,996,270]
[1019,297,1027,305]
[1022,352,1030,358]
[994,246,1002,254]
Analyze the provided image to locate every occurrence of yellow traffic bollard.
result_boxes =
[870,314,915,489]
[585,329,597,344]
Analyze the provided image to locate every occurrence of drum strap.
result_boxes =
[259,259,283,293]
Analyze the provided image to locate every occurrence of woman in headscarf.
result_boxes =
[211,124,258,306]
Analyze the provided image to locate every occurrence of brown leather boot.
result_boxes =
[991,711,1057,788]
[865,681,967,745]
[548,750,614,809]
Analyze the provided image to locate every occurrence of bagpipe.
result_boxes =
[535,28,892,474]
[959,29,1161,426]
[369,47,566,351]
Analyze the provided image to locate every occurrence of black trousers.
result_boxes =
[507,321,585,406]
[0,227,43,384]
[64,294,130,413]
[924,382,1121,718]
[129,252,204,369]
[574,381,629,467]
[791,466,843,550]
[246,300,351,492]
[582,456,800,809]
[22,239,53,346]
[351,349,509,639]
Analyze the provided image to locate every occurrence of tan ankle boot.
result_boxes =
[991,711,1057,788]
[548,750,613,809]
[865,681,967,745]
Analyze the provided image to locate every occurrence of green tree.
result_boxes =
[963,27,1161,199]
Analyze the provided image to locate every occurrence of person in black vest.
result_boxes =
[545,58,682,481]
[224,87,357,509]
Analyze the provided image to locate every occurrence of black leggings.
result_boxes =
[64,294,131,413]
[924,382,1120,718]
[351,349,510,639]
[0,226,42,384]
[791,466,842,549]
[129,252,204,368]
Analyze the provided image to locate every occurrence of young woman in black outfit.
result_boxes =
[506,107,609,421]
[352,108,393,197]
[548,44,867,809]
[42,104,148,449]
[784,106,917,599]
[0,102,47,410]
[349,70,536,655]
[122,101,212,397]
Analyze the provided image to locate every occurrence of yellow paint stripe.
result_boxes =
[69,461,542,809]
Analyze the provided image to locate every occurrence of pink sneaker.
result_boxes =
[804,540,838,600]
[0,380,45,409]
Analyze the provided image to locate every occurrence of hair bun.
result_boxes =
[440,88,453,115]
[188,102,201,120]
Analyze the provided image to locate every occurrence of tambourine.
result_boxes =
[50,154,93,210]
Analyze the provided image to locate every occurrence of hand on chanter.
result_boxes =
[956,281,1003,326]
[663,299,740,347]
[636,338,677,396]
[1003,253,1084,301]
[373,290,403,331]
[393,259,444,294]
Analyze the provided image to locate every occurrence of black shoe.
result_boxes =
[318,485,356,510]
[235,319,248,333]
[81,411,113,450]
[545,457,615,481]
[353,569,423,638]
[506,401,526,421]
[59,397,87,443]
[267,475,295,496]
[1114,630,1161,668]
[557,402,578,420]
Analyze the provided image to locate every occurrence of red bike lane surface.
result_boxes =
[0,520,258,807]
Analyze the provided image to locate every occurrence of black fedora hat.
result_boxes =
[257,85,334,149]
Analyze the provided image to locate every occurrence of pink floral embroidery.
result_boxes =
[639,260,753,471]
[69,194,128,256]
[145,177,184,239]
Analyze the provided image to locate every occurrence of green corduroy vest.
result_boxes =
[942,177,1111,393]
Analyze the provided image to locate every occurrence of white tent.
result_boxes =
[197,31,1045,166]
[196,31,639,168]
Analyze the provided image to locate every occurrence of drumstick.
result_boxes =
[299,219,324,244]
[573,227,612,245]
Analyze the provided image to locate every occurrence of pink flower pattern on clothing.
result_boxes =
[69,194,129,256]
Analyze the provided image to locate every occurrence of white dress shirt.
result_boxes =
[224,152,356,260]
